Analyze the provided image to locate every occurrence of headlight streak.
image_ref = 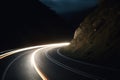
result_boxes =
[0,42,70,80]
[31,48,48,80]
[0,42,70,59]
[31,43,70,80]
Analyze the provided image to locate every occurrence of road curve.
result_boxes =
[0,42,120,80]
[0,43,70,80]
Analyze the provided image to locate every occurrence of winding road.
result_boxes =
[0,42,120,80]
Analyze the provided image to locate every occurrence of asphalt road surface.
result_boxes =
[0,43,120,80]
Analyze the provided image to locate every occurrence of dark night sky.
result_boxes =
[40,0,98,28]
[0,0,98,51]
[40,0,98,14]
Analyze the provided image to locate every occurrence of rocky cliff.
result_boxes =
[64,0,120,67]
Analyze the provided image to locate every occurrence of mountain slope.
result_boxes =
[64,0,120,67]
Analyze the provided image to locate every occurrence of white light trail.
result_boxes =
[0,42,70,59]
[31,42,70,80]
[31,48,48,80]
[0,42,70,80]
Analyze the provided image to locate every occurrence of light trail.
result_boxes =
[0,42,70,80]
[31,43,70,80]
[31,48,48,80]
[0,42,70,59]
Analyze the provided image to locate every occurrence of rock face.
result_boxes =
[66,0,120,66]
